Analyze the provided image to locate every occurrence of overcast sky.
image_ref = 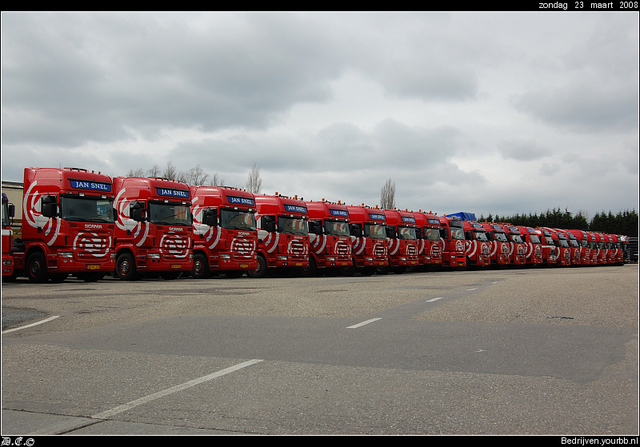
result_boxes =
[2,12,638,220]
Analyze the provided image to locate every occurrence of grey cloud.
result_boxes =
[512,84,638,133]
[497,137,552,161]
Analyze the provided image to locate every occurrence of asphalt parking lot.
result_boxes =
[1,265,638,436]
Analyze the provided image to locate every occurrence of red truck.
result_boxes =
[439,216,467,268]
[11,167,116,282]
[461,221,491,268]
[544,227,571,266]
[305,199,353,275]
[557,229,583,266]
[534,227,559,266]
[412,211,443,267]
[344,205,389,276]
[481,223,513,267]
[113,176,193,280]
[383,209,420,272]
[248,193,310,278]
[2,192,15,277]
[190,186,258,278]
[515,226,543,266]
[504,225,527,266]
[563,229,591,265]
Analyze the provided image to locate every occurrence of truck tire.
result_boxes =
[191,253,210,279]
[116,252,137,280]
[26,252,48,283]
[247,255,267,278]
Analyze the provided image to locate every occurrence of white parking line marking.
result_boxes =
[91,359,264,420]
[426,297,444,302]
[2,315,60,334]
[467,288,477,291]
[347,318,382,329]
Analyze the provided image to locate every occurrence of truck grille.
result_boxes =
[231,237,256,258]
[161,234,190,259]
[74,232,111,258]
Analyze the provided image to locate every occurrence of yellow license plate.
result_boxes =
[170,264,181,269]
[240,264,248,268]
[295,263,303,266]
[86,265,100,270]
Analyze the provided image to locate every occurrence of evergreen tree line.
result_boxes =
[479,207,638,237]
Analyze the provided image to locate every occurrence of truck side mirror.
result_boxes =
[8,203,15,218]
[263,216,276,233]
[309,220,323,235]
[41,195,58,218]
[130,201,147,222]
[203,208,218,227]
[386,226,397,238]
[349,223,362,238]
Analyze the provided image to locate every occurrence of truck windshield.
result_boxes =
[493,232,508,242]
[398,227,416,240]
[278,216,307,235]
[473,231,489,242]
[60,197,114,223]
[450,227,464,240]
[424,228,440,241]
[221,209,256,231]
[364,223,386,239]
[325,220,350,237]
[148,202,192,226]
[509,234,524,244]
[529,235,541,244]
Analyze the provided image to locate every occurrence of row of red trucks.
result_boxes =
[1,167,631,283]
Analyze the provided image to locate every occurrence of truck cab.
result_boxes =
[190,186,258,278]
[481,223,512,267]
[462,221,491,268]
[249,193,310,278]
[515,226,543,266]
[383,209,420,272]
[14,167,116,282]
[344,205,389,276]
[305,200,353,276]
[439,216,466,268]
[504,225,527,266]
[113,176,193,280]
[412,211,443,267]
[543,227,571,266]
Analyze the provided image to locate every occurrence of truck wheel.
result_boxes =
[300,257,317,277]
[248,255,267,278]
[191,253,210,279]
[26,252,48,283]
[116,253,137,280]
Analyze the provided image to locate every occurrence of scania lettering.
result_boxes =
[113,176,193,280]
[190,186,258,278]
[249,193,310,278]
[412,211,443,267]
[2,193,15,277]
[305,199,353,276]
[11,167,116,282]
[439,216,466,268]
